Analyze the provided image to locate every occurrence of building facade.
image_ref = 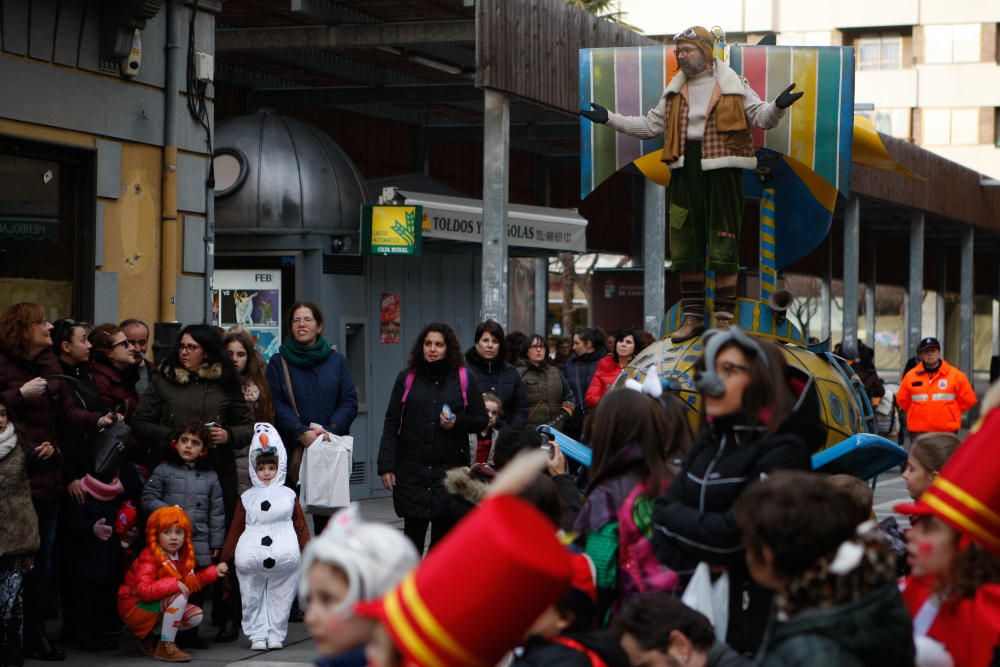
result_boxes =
[0,0,218,330]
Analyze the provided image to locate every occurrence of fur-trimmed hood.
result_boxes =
[157,361,223,385]
[444,466,492,507]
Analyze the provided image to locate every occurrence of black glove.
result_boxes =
[579,103,609,124]
[775,83,804,109]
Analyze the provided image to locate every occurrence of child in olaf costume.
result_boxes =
[221,423,310,650]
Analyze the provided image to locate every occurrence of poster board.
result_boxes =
[213,269,282,360]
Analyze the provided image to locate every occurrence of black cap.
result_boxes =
[918,337,940,352]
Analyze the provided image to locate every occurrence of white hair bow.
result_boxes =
[624,365,662,398]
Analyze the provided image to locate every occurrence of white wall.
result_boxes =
[856,69,918,108]
[776,0,917,31]
[917,63,1000,107]
[920,0,1000,24]
[925,145,1000,181]
[617,0,746,35]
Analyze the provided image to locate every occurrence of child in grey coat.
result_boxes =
[141,420,225,567]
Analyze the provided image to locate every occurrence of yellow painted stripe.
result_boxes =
[933,478,1000,528]
[762,233,776,244]
[789,48,818,169]
[401,574,485,667]
[761,200,776,212]
[762,250,776,261]
[924,495,1000,551]
[383,587,447,667]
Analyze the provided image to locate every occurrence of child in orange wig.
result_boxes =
[116,506,229,662]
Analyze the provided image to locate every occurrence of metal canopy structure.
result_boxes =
[214,0,655,327]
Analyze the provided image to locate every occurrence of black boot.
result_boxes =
[214,618,239,643]
[24,633,64,661]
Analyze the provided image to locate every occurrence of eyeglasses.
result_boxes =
[291,317,316,325]
[717,361,750,379]
[178,343,202,353]
[112,339,132,349]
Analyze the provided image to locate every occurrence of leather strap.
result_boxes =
[279,357,299,417]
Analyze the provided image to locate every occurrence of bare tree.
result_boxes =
[782,274,822,341]
[559,252,577,336]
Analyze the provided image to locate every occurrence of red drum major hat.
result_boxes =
[895,409,1000,553]
[355,495,572,667]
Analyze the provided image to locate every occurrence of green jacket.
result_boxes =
[516,360,574,431]
[753,584,914,667]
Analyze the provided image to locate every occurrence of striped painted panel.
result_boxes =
[579,46,678,198]
[730,44,855,195]
[581,44,855,199]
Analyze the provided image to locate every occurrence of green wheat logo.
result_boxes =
[391,208,417,246]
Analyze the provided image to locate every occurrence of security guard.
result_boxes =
[896,337,977,438]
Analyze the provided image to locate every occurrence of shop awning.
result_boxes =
[387,188,587,253]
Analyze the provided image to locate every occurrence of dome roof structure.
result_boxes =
[213,109,368,232]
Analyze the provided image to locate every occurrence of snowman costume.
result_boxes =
[221,423,309,647]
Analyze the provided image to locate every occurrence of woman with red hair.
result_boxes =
[117,506,228,662]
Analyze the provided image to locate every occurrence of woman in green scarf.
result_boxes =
[266,302,358,533]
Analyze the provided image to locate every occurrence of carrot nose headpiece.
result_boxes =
[260,433,269,449]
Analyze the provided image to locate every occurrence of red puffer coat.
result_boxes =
[117,547,218,620]
[0,348,104,498]
[584,354,626,409]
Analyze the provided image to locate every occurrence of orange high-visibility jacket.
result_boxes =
[896,359,977,432]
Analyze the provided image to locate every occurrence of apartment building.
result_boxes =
[617,0,1000,178]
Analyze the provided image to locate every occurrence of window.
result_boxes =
[924,24,981,63]
[922,108,980,145]
[873,108,911,140]
[858,33,902,70]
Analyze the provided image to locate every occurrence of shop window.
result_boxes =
[0,145,92,318]
[924,24,981,63]
[873,108,912,140]
[858,33,902,70]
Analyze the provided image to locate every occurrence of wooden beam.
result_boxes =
[250,83,480,105]
[216,21,475,52]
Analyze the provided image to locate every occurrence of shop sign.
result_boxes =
[419,211,586,252]
[0,218,59,242]
[362,205,422,256]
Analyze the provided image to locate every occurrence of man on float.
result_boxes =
[581,26,803,342]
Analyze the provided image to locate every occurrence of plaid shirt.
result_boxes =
[666,92,755,168]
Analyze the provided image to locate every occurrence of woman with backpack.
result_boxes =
[572,387,689,615]
[378,323,487,554]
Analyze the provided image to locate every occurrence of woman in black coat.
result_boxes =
[378,323,487,554]
[464,320,529,429]
[562,328,606,440]
[652,329,824,656]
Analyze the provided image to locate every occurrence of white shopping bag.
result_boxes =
[298,432,353,514]
[680,562,730,640]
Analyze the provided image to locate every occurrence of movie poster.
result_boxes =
[213,269,282,360]
[380,292,400,344]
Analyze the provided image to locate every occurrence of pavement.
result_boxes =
[31,474,912,666]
